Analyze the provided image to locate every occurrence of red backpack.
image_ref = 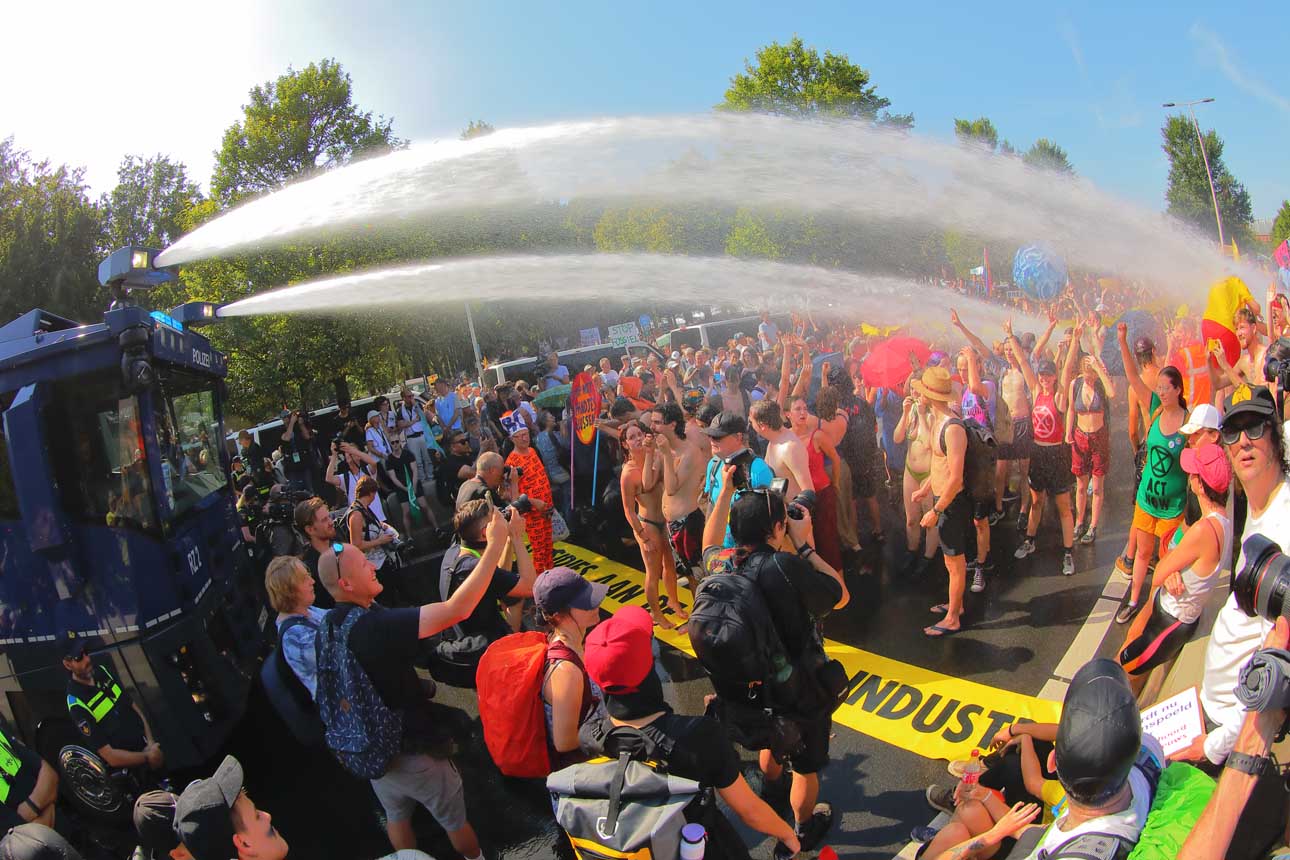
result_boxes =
[477,631,552,778]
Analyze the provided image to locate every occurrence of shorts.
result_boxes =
[995,417,1033,461]
[1027,444,1073,495]
[934,491,973,558]
[1071,426,1110,477]
[1119,589,1198,676]
[1132,504,1184,540]
[787,708,832,775]
[667,508,705,571]
[370,752,467,830]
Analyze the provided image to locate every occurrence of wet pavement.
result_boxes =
[215,431,1140,859]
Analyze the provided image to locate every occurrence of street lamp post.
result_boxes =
[1162,98,1225,247]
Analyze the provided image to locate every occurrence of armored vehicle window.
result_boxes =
[48,378,158,533]
[154,371,225,520]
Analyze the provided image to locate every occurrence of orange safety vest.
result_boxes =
[1171,343,1212,408]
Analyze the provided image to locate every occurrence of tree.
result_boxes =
[1161,114,1253,245]
[953,117,999,152]
[719,37,913,128]
[101,154,203,250]
[1272,200,1290,249]
[0,137,104,324]
[210,59,403,205]
[461,120,496,140]
[1022,139,1074,175]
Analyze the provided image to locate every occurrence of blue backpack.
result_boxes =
[315,605,403,779]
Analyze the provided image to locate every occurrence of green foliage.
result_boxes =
[953,117,999,151]
[1161,114,1253,246]
[1271,200,1290,249]
[210,58,404,206]
[724,209,782,259]
[101,154,203,250]
[719,37,912,127]
[461,120,496,140]
[1022,139,1074,175]
[0,137,104,324]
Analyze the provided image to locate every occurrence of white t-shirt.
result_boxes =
[1158,511,1231,624]
[1199,478,1286,763]
[601,369,620,389]
[1022,736,1164,859]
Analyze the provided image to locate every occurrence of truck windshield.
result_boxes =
[153,370,225,521]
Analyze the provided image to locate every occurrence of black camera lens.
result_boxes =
[1234,534,1290,621]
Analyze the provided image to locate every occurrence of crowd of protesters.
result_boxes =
[37,275,1285,860]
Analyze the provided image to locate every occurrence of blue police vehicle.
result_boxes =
[0,248,271,817]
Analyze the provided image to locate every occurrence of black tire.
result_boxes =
[56,745,131,822]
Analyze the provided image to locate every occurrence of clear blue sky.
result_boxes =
[5,1,1287,219]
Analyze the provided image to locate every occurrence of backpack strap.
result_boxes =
[938,418,965,455]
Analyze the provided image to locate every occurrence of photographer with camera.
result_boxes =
[347,475,410,606]
[279,409,316,492]
[327,438,389,522]
[696,461,848,858]
[456,451,515,512]
[700,411,775,548]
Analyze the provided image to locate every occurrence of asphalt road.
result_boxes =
[215,429,1141,860]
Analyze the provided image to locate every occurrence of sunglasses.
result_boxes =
[331,541,345,561]
[1221,418,1270,446]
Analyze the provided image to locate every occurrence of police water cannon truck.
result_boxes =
[0,248,271,818]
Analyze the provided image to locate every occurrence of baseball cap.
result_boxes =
[1181,442,1231,493]
[584,606,655,694]
[175,755,244,860]
[62,634,86,662]
[366,410,380,421]
[1220,384,1277,429]
[0,824,82,860]
[1054,659,1142,805]
[1036,358,1058,376]
[1180,403,1221,435]
[700,411,747,438]
[133,791,181,859]
[1133,335,1156,356]
[534,567,609,617]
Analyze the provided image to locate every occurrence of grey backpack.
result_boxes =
[546,725,702,860]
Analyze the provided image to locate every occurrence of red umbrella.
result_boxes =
[861,336,932,391]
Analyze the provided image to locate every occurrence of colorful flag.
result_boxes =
[1274,238,1290,270]
[1201,275,1254,366]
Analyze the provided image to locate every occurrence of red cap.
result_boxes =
[584,606,655,694]
[1180,442,1231,494]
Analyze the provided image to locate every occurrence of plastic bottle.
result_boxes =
[680,822,707,860]
[961,748,982,788]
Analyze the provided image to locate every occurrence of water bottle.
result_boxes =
[961,748,982,788]
[679,822,706,859]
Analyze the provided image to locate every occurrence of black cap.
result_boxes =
[1055,659,1142,805]
[133,791,181,859]
[1036,358,1058,376]
[1220,384,1277,429]
[62,635,86,662]
[0,824,83,860]
[1133,335,1156,356]
[175,755,243,860]
[700,411,747,438]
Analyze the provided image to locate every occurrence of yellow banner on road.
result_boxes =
[552,542,1062,761]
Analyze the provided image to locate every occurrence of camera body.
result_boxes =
[768,477,816,520]
[1263,339,1290,393]
[723,447,755,491]
[1234,534,1290,621]
[503,464,524,480]
[501,493,533,521]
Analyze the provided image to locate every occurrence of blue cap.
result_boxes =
[534,567,608,616]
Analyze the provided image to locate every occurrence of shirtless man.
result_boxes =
[650,403,706,587]
[909,366,969,637]
[1233,306,1268,386]
[748,399,814,499]
[620,421,685,628]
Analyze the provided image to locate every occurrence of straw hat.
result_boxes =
[912,366,954,402]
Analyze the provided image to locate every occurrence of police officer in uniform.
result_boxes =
[62,638,163,772]
[0,725,58,830]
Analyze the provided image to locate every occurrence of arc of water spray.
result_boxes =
[160,113,1250,305]
[216,253,1045,338]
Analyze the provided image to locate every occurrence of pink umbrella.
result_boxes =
[861,336,932,391]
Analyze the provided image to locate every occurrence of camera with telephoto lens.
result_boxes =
[723,447,756,491]
[504,464,524,480]
[265,484,313,524]
[500,494,532,521]
[1234,534,1290,623]
[1264,339,1290,393]
[769,477,817,520]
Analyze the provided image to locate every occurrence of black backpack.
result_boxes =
[334,501,377,545]
[687,551,795,707]
[940,418,998,503]
[260,616,325,746]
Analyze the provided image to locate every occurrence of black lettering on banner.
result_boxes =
[593,573,616,584]
[942,704,983,743]
[845,672,898,712]
[911,694,962,734]
[977,710,1015,750]
[876,684,922,721]
[552,549,575,565]
[607,580,645,603]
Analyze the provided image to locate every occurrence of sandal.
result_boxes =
[924,623,962,637]
[930,603,950,614]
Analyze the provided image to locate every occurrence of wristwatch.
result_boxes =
[1224,751,1277,778]
[796,543,816,560]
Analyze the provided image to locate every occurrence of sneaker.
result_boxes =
[1115,555,1133,577]
[1062,552,1075,576]
[1114,600,1140,625]
[913,556,932,577]
[911,824,941,844]
[987,508,1005,526]
[795,803,834,853]
[1073,519,1088,542]
[925,784,956,815]
[1016,512,1029,532]
[1014,538,1036,559]
[1080,526,1097,545]
[971,564,986,592]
